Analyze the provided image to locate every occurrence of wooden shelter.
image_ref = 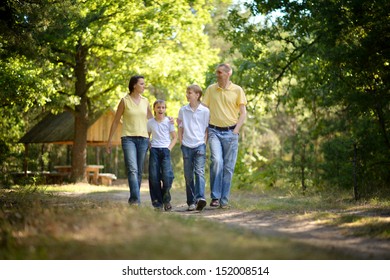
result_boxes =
[19,110,122,146]
[18,110,122,184]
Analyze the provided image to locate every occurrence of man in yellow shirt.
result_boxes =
[203,63,247,208]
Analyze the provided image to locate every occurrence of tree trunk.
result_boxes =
[71,41,89,183]
[23,144,29,176]
[71,107,88,182]
[301,144,306,195]
[353,143,359,201]
[375,104,390,151]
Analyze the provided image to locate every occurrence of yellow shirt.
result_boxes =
[203,82,247,127]
[121,94,149,138]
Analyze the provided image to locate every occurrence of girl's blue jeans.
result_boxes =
[148,147,174,208]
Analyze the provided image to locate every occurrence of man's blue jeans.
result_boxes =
[208,128,239,206]
[121,136,149,204]
[148,147,174,208]
[181,144,206,206]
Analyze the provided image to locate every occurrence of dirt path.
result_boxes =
[194,208,390,259]
[86,181,390,260]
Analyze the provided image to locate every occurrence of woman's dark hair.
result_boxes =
[128,75,144,93]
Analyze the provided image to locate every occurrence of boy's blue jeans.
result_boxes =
[148,147,174,208]
[121,136,149,204]
[181,144,206,206]
[208,128,239,206]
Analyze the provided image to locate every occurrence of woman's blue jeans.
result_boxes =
[208,128,239,206]
[121,136,149,204]
[181,144,206,206]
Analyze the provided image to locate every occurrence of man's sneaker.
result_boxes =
[188,204,196,211]
[196,199,207,211]
[219,204,230,209]
[209,199,220,207]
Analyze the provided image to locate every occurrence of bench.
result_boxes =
[11,171,70,185]
[98,173,117,186]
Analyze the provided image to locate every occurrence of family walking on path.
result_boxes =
[106,63,247,211]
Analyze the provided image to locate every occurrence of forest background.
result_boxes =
[1,0,389,201]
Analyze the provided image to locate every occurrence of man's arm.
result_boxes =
[147,105,153,119]
[233,104,247,135]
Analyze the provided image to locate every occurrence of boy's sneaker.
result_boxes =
[188,204,196,211]
[196,199,207,211]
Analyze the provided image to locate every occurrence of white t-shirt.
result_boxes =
[147,117,175,148]
[178,103,210,148]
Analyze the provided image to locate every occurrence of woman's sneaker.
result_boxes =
[196,199,207,211]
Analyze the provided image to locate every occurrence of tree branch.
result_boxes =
[273,35,321,84]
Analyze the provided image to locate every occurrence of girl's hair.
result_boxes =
[128,75,144,93]
[187,84,203,101]
[152,100,166,116]
[153,99,166,109]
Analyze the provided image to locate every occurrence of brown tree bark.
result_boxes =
[71,41,89,183]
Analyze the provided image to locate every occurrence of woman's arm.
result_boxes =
[106,99,125,153]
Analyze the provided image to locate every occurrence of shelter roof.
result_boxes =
[19,110,121,146]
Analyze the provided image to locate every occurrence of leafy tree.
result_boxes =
[220,0,390,196]
[1,0,220,182]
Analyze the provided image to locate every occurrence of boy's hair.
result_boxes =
[187,84,203,101]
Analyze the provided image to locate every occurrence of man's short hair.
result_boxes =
[217,63,233,76]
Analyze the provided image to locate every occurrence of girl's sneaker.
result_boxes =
[188,204,196,211]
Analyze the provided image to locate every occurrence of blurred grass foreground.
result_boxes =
[0,181,389,260]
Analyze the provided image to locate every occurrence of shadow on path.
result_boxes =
[73,180,390,260]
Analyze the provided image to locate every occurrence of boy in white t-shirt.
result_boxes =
[147,100,177,211]
[177,85,210,211]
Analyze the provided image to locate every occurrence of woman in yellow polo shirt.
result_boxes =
[107,75,153,205]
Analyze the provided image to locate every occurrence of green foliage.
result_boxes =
[219,0,390,198]
[320,136,355,189]
[1,0,221,182]
[26,0,220,112]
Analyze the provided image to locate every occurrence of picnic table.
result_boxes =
[54,165,104,185]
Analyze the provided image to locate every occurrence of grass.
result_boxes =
[232,188,390,240]
[1,182,389,260]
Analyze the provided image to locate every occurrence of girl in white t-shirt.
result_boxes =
[147,100,177,211]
